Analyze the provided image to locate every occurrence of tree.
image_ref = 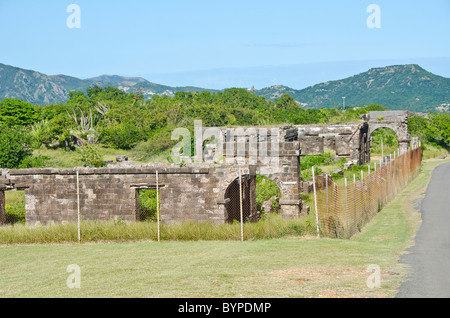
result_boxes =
[0,125,33,168]
[275,94,298,109]
[0,98,40,126]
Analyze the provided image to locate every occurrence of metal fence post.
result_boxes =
[312,167,320,238]
[76,170,80,243]
[361,170,365,215]
[368,165,371,213]
[239,168,244,242]
[156,170,160,242]
[325,175,329,219]
[353,174,357,223]
[345,177,348,233]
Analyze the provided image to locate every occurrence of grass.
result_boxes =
[421,144,449,160]
[0,213,318,245]
[33,146,143,168]
[0,158,447,298]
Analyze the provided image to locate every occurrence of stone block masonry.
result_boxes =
[0,140,302,226]
[0,112,412,226]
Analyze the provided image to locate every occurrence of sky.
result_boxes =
[0,0,449,89]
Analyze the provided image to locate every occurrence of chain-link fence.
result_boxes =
[314,146,422,239]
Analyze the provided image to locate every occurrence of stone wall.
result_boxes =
[283,123,370,165]
[0,134,303,225]
[367,110,411,152]
[1,116,407,226]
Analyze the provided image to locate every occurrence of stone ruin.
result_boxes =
[0,111,412,226]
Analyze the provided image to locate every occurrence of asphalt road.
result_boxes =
[396,161,450,298]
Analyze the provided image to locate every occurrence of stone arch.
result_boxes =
[368,124,400,139]
[369,126,399,149]
[255,173,286,200]
[367,111,410,153]
[223,173,256,223]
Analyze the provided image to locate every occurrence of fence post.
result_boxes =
[76,170,80,243]
[353,174,356,224]
[345,177,348,234]
[367,165,371,212]
[312,167,320,238]
[325,175,329,219]
[239,168,244,242]
[389,154,393,199]
[375,162,379,211]
[386,155,389,202]
[333,182,338,236]
[361,170,365,215]
[156,170,160,242]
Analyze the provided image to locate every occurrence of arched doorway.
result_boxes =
[224,174,283,223]
[370,127,399,161]
[224,174,256,224]
[367,111,410,154]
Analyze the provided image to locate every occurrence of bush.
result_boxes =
[0,125,33,168]
[78,144,105,167]
[133,128,178,161]
[99,122,147,150]
[139,190,158,221]
[5,200,26,224]
[0,98,40,126]
[301,166,322,181]
[255,175,281,212]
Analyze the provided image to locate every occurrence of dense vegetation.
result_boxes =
[1,85,449,225]
[0,85,448,170]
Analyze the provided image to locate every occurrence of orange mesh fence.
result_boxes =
[316,146,422,238]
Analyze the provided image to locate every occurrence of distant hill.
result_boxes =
[1,62,449,113]
[254,64,450,112]
[0,63,93,104]
[0,63,218,105]
[87,74,219,99]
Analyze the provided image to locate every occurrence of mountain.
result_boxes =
[254,64,450,112]
[87,74,219,99]
[0,63,218,105]
[1,62,449,113]
[0,63,94,104]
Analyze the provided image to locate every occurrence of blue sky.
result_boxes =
[0,0,449,89]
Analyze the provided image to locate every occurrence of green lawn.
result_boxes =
[0,158,447,298]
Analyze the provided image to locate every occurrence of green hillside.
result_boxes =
[0,63,94,104]
[1,62,450,113]
[255,64,450,112]
[0,63,218,105]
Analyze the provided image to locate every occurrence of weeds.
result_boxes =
[0,213,317,245]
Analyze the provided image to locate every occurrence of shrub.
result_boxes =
[255,175,281,212]
[78,144,105,167]
[99,122,147,150]
[5,200,26,224]
[0,125,33,168]
[301,166,323,181]
[139,189,158,222]
[0,98,41,126]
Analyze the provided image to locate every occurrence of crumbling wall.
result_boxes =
[1,118,399,226]
[282,123,370,165]
[0,134,303,225]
